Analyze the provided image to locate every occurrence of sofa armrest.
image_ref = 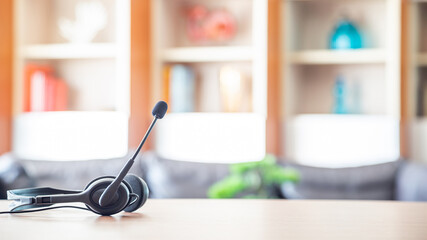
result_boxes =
[396,161,427,201]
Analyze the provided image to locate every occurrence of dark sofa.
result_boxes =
[280,160,427,201]
[1,152,427,201]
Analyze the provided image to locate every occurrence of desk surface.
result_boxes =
[1,199,427,240]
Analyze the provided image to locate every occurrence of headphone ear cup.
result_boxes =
[84,176,131,216]
[123,174,149,213]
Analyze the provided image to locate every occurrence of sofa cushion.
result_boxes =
[140,152,229,198]
[16,152,144,190]
[281,160,402,200]
[9,151,229,198]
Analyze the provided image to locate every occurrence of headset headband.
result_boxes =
[8,187,81,211]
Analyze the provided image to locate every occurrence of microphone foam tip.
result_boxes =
[152,101,168,119]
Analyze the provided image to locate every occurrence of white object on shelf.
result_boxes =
[161,46,253,62]
[21,43,117,59]
[155,113,266,163]
[289,49,386,65]
[58,0,107,43]
[284,114,400,168]
[13,111,128,161]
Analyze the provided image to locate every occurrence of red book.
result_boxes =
[54,79,68,111]
[45,75,57,111]
[23,65,41,112]
[23,64,68,112]
[30,70,48,112]
[163,65,171,104]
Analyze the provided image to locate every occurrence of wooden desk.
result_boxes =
[0,199,426,240]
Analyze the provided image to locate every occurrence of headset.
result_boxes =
[2,101,168,216]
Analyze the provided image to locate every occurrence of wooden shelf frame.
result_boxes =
[0,0,13,154]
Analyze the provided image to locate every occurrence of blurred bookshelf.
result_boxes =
[281,0,401,166]
[13,0,130,160]
[151,0,268,162]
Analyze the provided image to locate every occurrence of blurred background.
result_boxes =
[0,0,426,201]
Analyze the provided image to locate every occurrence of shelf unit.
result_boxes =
[151,0,267,162]
[407,0,427,162]
[281,0,401,167]
[13,0,130,161]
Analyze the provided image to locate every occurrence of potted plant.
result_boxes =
[208,155,299,198]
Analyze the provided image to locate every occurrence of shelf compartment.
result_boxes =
[289,49,386,65]
[417,53,427,66]
[161,46,253,62]
[156,0,253,48]
[155,112,265,163]
[288,64,386,115]
[163,62,253,112]
[19,0,118,45]
[286,0,386,50]
[21,43,117,59]
[284,114,399,168]
[13,111,128,161]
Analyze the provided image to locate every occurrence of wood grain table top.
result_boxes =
[1,199,427,240]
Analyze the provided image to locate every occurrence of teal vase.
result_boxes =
[330,19,362,49]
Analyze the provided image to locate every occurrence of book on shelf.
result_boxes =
[163,64,196,113]
[162,65,171,104]
[162,64,253,113]
[24,64,68,112]
[54,79,68,111]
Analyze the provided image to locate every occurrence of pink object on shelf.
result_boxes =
[187,5,208,21]
[204,9,236,42]
[186,5,236,44]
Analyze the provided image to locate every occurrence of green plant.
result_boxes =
[208,155,299,198]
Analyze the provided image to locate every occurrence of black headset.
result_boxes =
[3,101,168,216]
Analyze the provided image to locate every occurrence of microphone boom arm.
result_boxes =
[99,117,158,207]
